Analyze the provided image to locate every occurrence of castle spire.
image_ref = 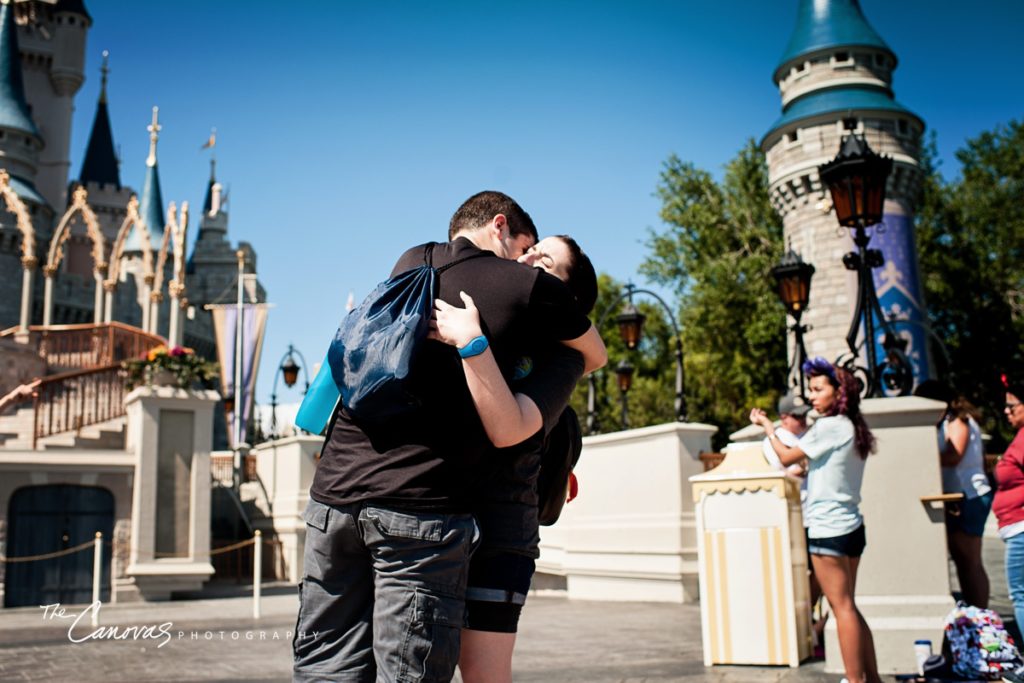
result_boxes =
[0,0,40,137]
[79,50,120,188]
[125,106,166,252]
[146,106,160,168]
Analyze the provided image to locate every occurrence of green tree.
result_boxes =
[916,121,1024,445]
[640,139,788,448]
[567,273,676,433]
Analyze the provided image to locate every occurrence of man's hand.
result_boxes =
[428,291,483,349]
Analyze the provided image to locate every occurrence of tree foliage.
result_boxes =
[567,273,677,433]
[916,121,1024,446]
[638,139,788,448]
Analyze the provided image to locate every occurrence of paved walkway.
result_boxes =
[0,534,1013,682]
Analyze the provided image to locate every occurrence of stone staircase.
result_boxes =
[0,407,127,451]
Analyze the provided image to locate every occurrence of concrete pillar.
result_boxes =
[535,421,717,602]
[93,272,104,325]
[140,283,151,333]
[103,284,114,324]
[17,261,35,339]
[118,385,219,601]
[42,272,54,326]
[251,435,324,583]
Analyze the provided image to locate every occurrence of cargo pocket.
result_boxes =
[400,588,462,683]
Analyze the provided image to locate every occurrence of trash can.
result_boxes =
[689,444,812,668]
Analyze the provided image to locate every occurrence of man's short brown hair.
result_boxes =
[448,190,538,242]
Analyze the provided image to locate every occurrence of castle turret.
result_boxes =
[0,0,44,199]
[79,50,118,189]
[14,0,89,211]
[762,0,930,381]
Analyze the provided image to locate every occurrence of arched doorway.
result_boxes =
[4,484,114,607]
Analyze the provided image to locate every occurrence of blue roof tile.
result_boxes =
[777,0,891,76]
[0,2,39,137]
[763,87,921,142]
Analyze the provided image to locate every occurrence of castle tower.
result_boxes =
[14,0,89,211]
[0,0,51,329]
[762,0,930,381]
[67,50,130,278]
[184,154,266,359]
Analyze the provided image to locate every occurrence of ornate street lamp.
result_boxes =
[586,283,686,433]
[614,359,634,431]
[771,249,815,399]
[615,303,645,351]
[818,131,912,397]
[270,343,310,439]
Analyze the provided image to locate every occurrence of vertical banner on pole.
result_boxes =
[871,202,931,385]
[211,304,269,447]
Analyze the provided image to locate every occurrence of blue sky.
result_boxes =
[70,1,1024,405]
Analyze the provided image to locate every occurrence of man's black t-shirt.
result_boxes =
[310,237,592,512]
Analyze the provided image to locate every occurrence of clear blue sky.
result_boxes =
[71,1,1024,405]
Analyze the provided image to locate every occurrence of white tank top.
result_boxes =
[939,417,991,499]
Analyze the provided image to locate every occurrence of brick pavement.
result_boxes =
[0,536,1012,682]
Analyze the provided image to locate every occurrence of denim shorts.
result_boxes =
[946,491,993,537]
[808,523,866,558]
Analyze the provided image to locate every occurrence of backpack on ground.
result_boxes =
[295,243,485,432]
[537,407,583,526]
[943,600,1021,679]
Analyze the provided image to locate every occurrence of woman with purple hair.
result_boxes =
[750,356,880,683]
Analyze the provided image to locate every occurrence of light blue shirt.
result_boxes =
[799,415,865,539]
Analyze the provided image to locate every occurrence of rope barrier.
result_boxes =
[3,535,269,562]
[0,539,96,563]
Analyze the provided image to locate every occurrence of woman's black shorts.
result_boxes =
[464,551,536,633]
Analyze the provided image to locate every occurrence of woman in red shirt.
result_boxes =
[992,380,1024,634]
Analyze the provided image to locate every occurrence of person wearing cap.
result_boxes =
[762,391,811,475]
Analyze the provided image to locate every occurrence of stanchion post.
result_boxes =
[92,531,103,626]
[253,530,262,619]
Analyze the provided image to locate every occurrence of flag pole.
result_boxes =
[234,249,245,491]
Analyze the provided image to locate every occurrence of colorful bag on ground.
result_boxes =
[944,601,1021,678]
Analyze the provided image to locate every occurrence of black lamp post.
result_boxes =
[586,283,686,433]
[771,249,815,399]
[614,359,634,431]
[270,343,310,438]
[818,131,912,397]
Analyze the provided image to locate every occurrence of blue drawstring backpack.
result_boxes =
[295,243,487,433]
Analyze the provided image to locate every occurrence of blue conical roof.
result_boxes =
[79,56,120,188]
[776,0,892,78]
[0,1,39,137]
[124,109,166,252]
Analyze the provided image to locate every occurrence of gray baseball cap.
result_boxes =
[778,391,810,417]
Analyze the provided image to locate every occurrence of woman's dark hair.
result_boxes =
[1006,378,1024,404]
[802,356,876,459]
[554,235,597,316]
[913,380,980,423]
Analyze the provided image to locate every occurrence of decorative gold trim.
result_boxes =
[692,478,791,502]
[0,169,36,265]
[715,530,732,662]
[704,531,719,663]
[46,184,107,279]
[106,195,154,288]
[760,528,779,664]
[772,527,790,665]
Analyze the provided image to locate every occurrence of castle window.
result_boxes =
[786,130,799,145]
[832,51,854,68]
[875,54,886,67]
[795,62,807,73]
[898,119,909,135]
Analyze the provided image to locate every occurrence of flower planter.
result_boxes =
[151,369,179,387]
